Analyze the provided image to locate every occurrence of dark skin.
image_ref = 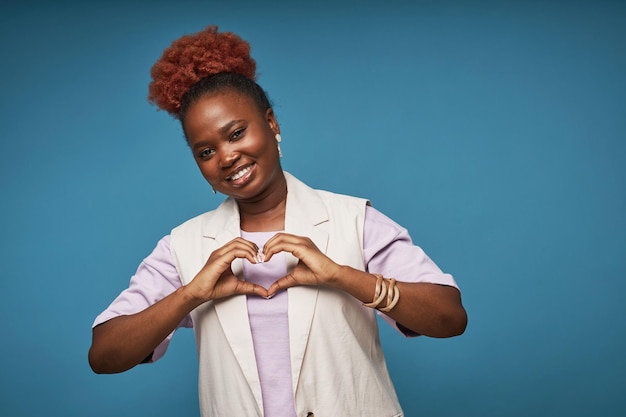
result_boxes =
[89,89,467,374]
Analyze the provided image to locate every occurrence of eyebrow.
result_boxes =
[219,119,245,135]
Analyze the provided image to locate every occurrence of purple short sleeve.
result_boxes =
[92,235,192,362]
[363,206,458,336]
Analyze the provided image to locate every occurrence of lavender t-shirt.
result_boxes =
[241,231,296,416]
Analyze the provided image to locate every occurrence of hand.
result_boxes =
[263,233,342,297]
[185,237,269,302]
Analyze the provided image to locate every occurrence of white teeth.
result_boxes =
[229,166,251,181]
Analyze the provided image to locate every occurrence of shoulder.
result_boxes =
[364,205,409,236]
[315,187,369,209]
[171,209,217,235]
[169,204,225,246]
[286,172,369,209]
[313,188,370,226]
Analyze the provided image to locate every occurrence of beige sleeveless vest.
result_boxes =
[170,172,403,417]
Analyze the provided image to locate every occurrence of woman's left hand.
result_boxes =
[263,233,341,297]
[262,234,468,338]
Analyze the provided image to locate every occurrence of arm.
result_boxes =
[326,267,466,338]
[89,237,268,374]
[89,287,201,374]
[360,206,467,337]
[264,207,467,338]
[264,235,466,338]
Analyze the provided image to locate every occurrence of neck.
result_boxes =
[237,172,288,232]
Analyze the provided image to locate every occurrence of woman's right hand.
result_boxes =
[89,237,268,374]
[184,237,269,302]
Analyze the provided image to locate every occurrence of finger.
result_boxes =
[213,248,258,266]
[261,233,285,261]
[263,232,306,252]
[264,241,315,264]
[215,237,259,258]
[233,280,269,298]
[263,234,313,262]
[198,251,256,282]
[267,274,298,297]
[263,232,295,246]
[210,238,260,266]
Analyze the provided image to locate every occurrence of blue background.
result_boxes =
[1,1,624,416]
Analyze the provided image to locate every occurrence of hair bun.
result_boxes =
[148,25,257,116]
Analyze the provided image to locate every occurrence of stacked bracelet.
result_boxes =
[363,274,400,312]
[363,274,387,308]
[379,278,400,313]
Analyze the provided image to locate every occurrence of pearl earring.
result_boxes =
[275,133,283,158]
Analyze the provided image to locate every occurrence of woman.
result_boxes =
[89,26,467,417]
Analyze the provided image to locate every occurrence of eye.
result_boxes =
[198,148,215,159]
[230,127,246,142]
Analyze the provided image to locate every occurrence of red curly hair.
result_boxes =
[148,25,257,117]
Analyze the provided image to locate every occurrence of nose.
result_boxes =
[219,147,240,168]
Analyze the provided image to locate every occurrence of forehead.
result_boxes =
[184,91,260,127]
[193,89,260,116]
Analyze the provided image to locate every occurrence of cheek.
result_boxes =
[242,136,274,157]
[195,160,217,180]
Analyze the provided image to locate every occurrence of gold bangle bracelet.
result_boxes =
[379,278,400,313]
[363,274,387,308]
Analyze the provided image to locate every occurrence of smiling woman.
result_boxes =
[88,25,466,417]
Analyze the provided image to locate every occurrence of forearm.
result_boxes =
[329,266,467,338]
[88,286,201,374]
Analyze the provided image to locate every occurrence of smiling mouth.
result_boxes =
[226,165,252,182]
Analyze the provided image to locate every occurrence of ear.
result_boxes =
[265,108,280,135]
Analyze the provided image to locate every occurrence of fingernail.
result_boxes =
[265,293,274,300]
[256,251,265,263]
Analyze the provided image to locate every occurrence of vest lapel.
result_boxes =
[283,173,329,393]
[202,198,264,413]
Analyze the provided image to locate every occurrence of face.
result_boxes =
[183,90,283,202]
